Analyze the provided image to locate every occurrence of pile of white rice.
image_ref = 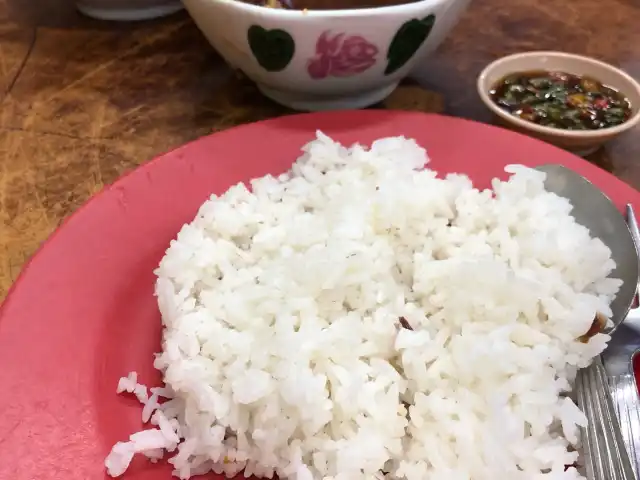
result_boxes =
[105,133,621,480]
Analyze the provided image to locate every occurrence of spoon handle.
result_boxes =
[626,204,640,250]
[626,204,640,298]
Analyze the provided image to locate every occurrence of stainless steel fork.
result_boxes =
[577,356,637,480]
[608,364,640,478]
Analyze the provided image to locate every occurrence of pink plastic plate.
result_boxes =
[1,110,638,480]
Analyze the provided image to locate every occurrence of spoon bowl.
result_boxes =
[537,165,640,478]
[535,164,639,334]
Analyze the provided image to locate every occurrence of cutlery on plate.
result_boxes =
[577,355,637,480]
[536,165,639,479]
[604,204,640,478]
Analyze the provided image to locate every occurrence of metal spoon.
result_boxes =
[535,164,639,333]
[536,164,639,480]
[604,205,640,376]
[607,205,640,477]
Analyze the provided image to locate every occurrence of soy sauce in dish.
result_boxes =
[490,70,632,130]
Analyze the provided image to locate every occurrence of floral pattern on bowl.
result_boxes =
[307,31,379,79]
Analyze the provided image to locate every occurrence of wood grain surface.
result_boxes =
[0,0,639,299]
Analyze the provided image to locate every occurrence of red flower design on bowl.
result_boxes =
[307,31,379,80]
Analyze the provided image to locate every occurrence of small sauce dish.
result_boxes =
[477,51,640,156]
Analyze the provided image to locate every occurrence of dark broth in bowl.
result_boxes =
[242,0,419,9]
[490,70,632,130]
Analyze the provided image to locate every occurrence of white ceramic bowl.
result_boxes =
[183,0,471,111]
[76,0,183,21]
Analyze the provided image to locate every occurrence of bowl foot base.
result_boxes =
[76,1,183,21]
[567,146,600,157]
[257,82,400,111]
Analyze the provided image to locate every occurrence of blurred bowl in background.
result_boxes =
[76,0,183,21]
[182,0,471,111]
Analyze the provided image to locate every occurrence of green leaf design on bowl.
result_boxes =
[247,25,295,72]
[385,14,436,76]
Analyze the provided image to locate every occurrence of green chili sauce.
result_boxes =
[490,70,632,130]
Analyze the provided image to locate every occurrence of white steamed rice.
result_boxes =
[105,132,621,480]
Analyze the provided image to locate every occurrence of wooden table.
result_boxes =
[0,0,639,299]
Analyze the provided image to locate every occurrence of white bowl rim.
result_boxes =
[476,51,640,139]
[199,0,446,17]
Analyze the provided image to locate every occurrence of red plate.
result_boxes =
[1,110,639,480]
